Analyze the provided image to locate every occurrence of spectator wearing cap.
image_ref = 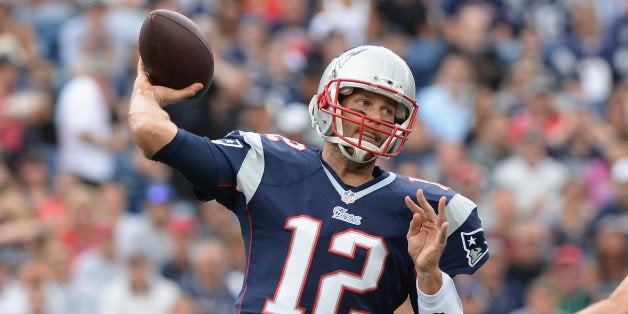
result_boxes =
[115,184,176,270]
[545,245,591,313]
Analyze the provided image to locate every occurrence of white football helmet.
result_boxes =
[309,45,419,163]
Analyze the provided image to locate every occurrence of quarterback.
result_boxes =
[128,45,488,313]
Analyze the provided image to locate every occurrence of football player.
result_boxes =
[128,45,489,313]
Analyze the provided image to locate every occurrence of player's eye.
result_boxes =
[356,99,369,107]
[381,107,394,117]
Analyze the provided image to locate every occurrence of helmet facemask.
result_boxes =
[309,45,419,164]
[312,78,417,163]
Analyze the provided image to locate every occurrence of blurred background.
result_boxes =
[0,0,626,313]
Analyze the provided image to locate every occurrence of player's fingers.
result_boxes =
[438,221,449,246]
[437,196,447,224]
[407,213,420,237]
[405,196,421,214]
[416,189,437,222]
[185,83,204,96]
[407,213,429,238]
[167,83,203,102]
[405,195,429,220]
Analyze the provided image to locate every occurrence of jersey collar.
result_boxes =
[320,160,396,204]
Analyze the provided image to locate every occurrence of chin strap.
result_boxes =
[338,143,376,164]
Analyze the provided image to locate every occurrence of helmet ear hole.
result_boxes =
[395,103,408,122]
[309,94,334,136]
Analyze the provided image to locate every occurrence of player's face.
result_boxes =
[339,89,397,147]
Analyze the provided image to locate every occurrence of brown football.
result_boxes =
[138,9,213,98]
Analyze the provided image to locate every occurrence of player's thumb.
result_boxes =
[171,83,204,101]
[185,83,204,97]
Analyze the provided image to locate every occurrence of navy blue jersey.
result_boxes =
[154,129,489,314]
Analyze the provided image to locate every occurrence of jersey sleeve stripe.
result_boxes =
[445,194,476,236]
[236,132,265,203]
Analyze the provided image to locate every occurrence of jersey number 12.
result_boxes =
[263,215,389,313]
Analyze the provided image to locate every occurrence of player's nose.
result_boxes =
[366,104,391,126]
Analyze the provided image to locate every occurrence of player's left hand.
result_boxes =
[405,189,449,274]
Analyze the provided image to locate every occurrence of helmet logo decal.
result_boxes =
[338,47,368,68]
[341,190,356,204]
[331,206,362,225]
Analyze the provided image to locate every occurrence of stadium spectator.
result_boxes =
[492,126,570,222]
[161,214,197,285]
[98,248,182,314]
[550,178,597,247]
[509,278,568,314]
[0,0,626,312]
[72,221,124,314]
[583,217,628,303]
[54,56,119,186]
[505,221,551,308]
[545,244,591,313]
[417,51,477,143]
[115,183,176,269]
[474,235,519,314]
[179,239,237,314]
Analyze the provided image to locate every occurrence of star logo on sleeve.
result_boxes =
[466,236,476,246]
[460,229,488,267]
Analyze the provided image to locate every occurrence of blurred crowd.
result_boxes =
[0,0,626,313]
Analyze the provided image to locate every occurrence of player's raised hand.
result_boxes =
[405,189,449,274]
[129,58,202,158]
[132,58,203,108]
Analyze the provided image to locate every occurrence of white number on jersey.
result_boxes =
[263,216,389,313]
